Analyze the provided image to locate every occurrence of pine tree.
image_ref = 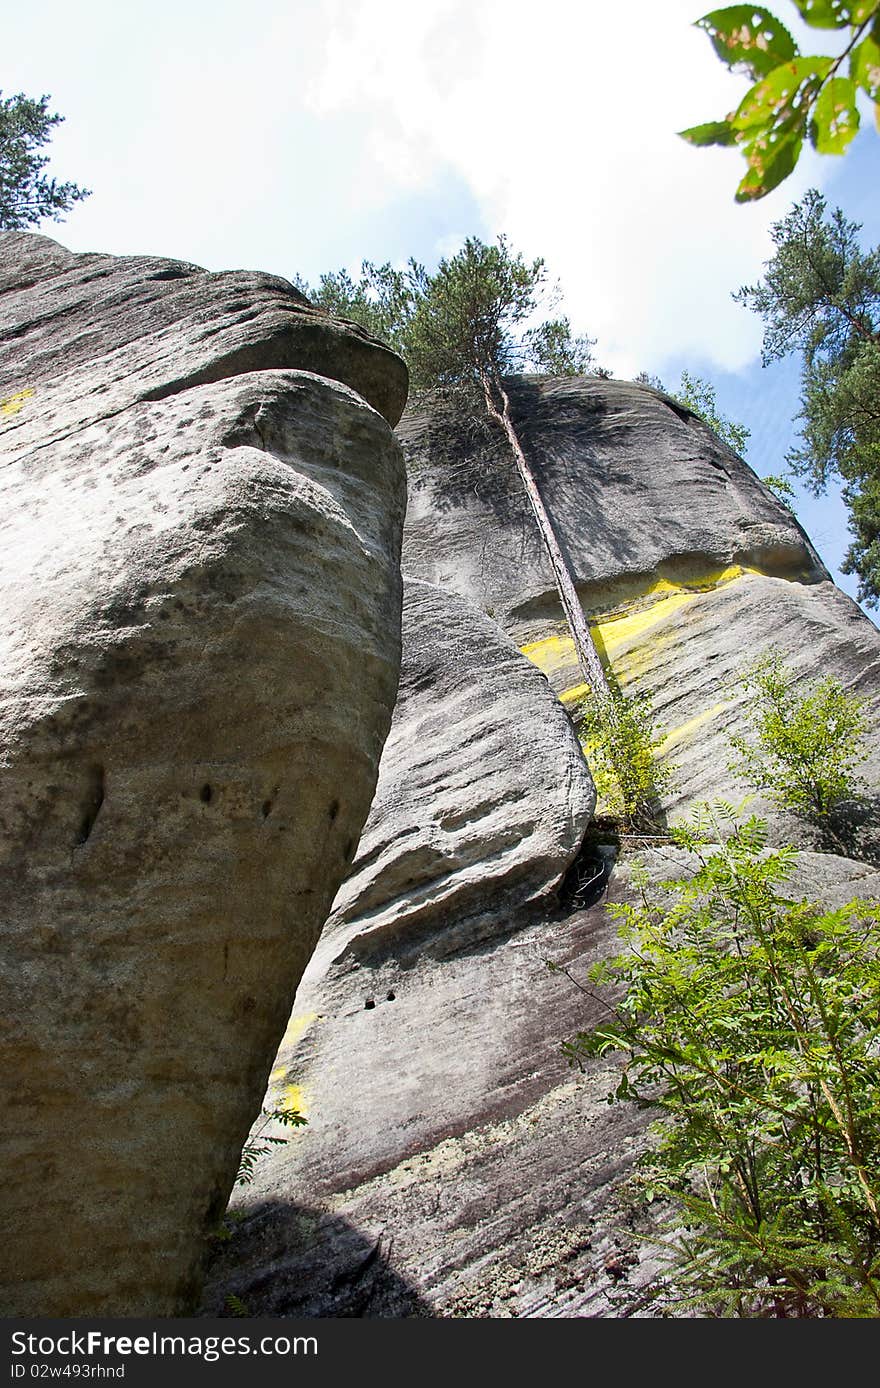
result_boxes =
[0,92,89,231]
[300,237,610,699]
[735,190,880,603]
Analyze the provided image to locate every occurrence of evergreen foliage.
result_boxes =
[0,91,89,230]
[734,191,880,601]
[399,236,597,394]
[292,260,421,354]
[295,237,598,392]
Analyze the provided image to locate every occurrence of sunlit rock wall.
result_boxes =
[0,233,407,1315]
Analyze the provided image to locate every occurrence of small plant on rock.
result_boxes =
[728,653,869,849]
[236,1104,307,1186]
[575,681,672,832]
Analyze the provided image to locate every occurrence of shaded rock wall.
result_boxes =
[202,578,601,1316]
[0,236,407,1314]
[206,374,880,1318]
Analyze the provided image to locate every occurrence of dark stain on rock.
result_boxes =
[76,765,105,845]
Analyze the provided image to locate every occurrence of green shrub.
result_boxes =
[561,804,880,1316]
[728,653,869,846]
[575,682,672,831]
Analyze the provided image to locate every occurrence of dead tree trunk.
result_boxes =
[481,372,612,702]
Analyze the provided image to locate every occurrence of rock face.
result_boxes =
[0,235,407,1315]
[202,577,598,1315]
[401,377,880,826]
[243,578,595,1196]
[204,849,880,1319]
[0,232,408,438]
[322,579,596,968]
[203,374,880,1318]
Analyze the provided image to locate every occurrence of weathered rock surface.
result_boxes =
[202,373,880,1319]
[400,376,880,830]
[242,579,594,1189]
[320,578,596,969]
[204,845,880,1318]
[0,231,408,436]
[400,376,824,621]
[0,237,407,1315]
[201,578,598,1314]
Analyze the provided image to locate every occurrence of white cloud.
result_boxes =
[300,0,837,376]
[1,0,845,377]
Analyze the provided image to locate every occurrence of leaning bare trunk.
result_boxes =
[481,372,611,702]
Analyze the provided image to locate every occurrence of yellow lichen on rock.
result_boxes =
[269,1011,319,1101]
[0,388,34,417]
[559,682,592,705]
[279,1082,308,1119]
[658,701,735,755]
[521,569,760,812]
[521,565,761,690]
[273,1010,319,1062]
[520,631,579,678]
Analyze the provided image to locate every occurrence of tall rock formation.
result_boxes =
[0,234,407,1315]
[402,377,880,825]
[204,374,880,1318]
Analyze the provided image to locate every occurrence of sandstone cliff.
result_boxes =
[204,374,880,1317]
[401,377,880,828]
[0,234,407,1315]
[4,231,878,1316]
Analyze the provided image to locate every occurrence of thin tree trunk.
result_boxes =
[481,372,612,702]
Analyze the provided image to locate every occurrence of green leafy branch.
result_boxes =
[562,805,880,1316]
[681,2,880,201]
[235,1104,307,1187]
[727,652,869,852]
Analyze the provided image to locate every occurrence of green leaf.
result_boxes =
[225,1294,250,1318]
[696,7,799,77]
[732,56,834,132]
[679,118,739,145]
[850,29,880,99]
[811,76,861,150]
[790,0,877,26]
[735,129,803,201]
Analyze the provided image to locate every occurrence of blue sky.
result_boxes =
[3,0,877,616]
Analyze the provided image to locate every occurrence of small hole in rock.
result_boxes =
[386,991,396,1002]
[200,784,213,804]
[261,800,272,819]
[364,998,375,1010]
[328,799,340,822]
